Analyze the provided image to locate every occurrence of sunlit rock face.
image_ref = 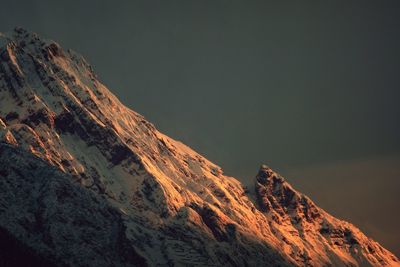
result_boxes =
[0,28,398,266]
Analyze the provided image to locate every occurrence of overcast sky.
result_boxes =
[1,0,399,256]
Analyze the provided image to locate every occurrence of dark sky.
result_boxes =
[1,0,399,256]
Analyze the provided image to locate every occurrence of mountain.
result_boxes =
[0,28,398,266]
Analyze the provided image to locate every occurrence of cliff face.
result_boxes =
[0,28,398,266]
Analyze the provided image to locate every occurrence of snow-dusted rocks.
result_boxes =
[0,28,398,266]
[0,143,146,267]
[254,165,398,266]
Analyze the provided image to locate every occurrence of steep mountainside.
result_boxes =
[0,28,398,266]
[0,143,146,267]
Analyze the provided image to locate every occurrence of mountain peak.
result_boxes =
[257,164,285,183]
[0,29,398,266]
[12,26,29,36]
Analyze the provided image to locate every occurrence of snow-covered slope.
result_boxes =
[0,143,146,267]
[0,28,398,266]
